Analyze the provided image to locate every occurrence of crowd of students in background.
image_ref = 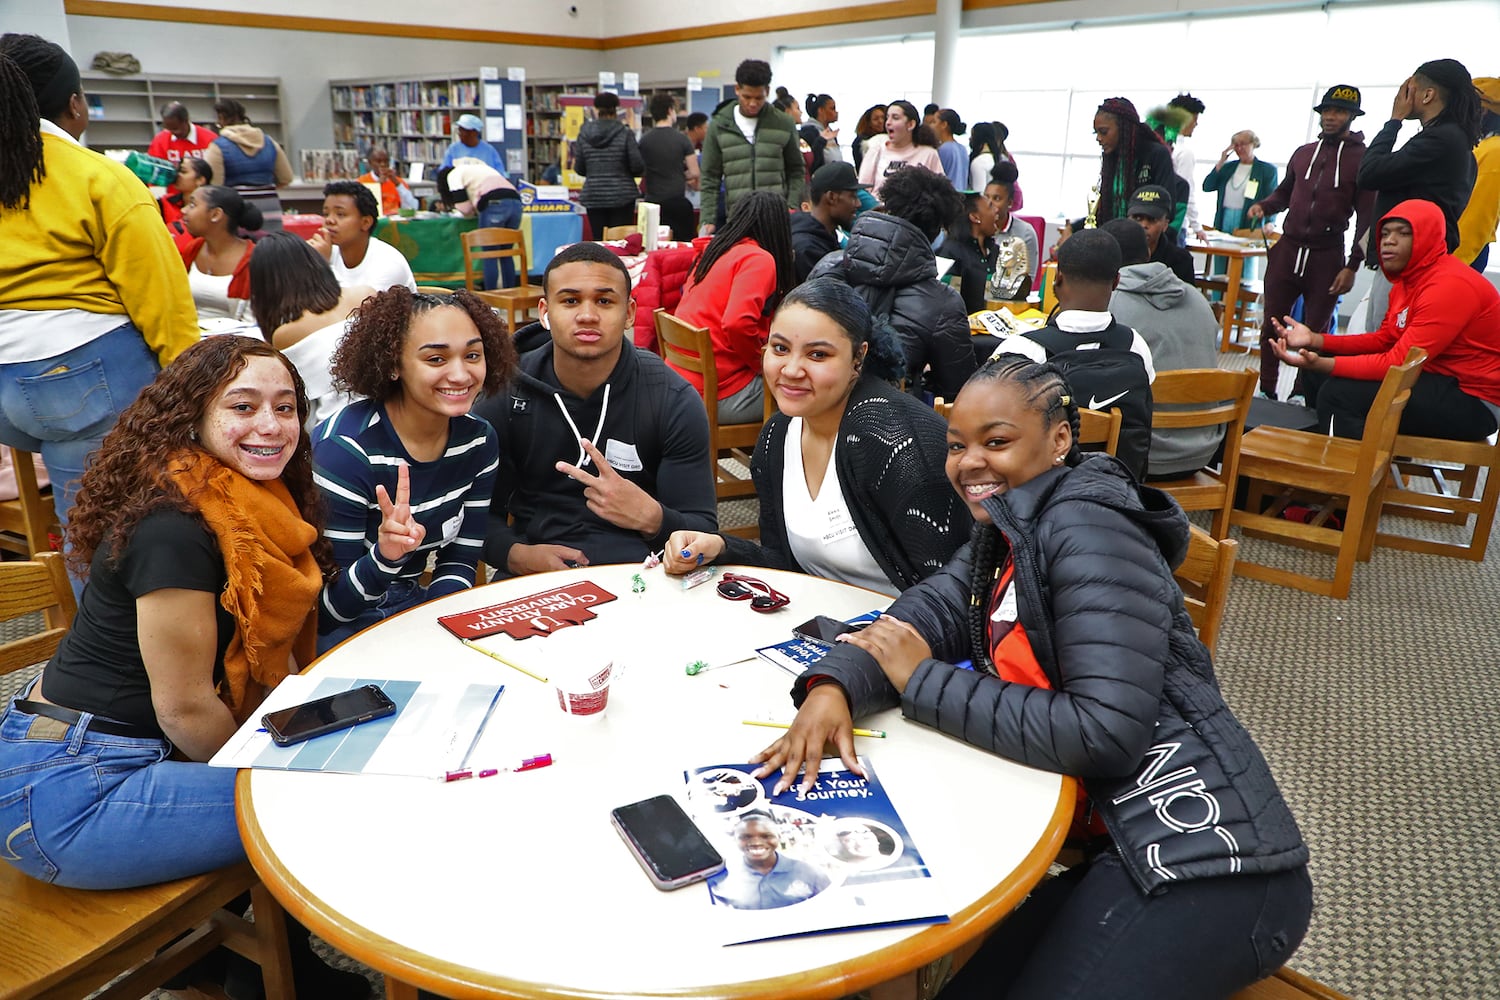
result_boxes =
[2,27,1498,999]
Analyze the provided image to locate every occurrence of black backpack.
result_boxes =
[1024,319,1152,480]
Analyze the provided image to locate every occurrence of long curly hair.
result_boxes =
[329,287,517,402]
[1096,97,1163,222]
[66,336,334,578]
[955,354,1080,676]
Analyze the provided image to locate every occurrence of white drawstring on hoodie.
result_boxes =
[1292,136,1348,278]
[553,383,610,470]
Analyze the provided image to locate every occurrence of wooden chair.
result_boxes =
[600,225,638,241]
[1173,526,1239,654]
[1149,368,1257,539]
[0,447,59,559]
[653,308,772,518]
[1228,348,1425,599]
[460,227,542,333]
[1375,433,1500,563]
[414,285,454,295]
[1077,406,1123,457]
[0,554,296,1000]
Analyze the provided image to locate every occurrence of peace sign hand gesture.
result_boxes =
[555,438,664,536]
[374,461,426,563]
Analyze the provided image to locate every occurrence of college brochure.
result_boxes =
[682,757,946,945]
[753,610,883,676]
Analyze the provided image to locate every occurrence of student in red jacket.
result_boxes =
[1272,198,1500,441]
[670,191,796,422]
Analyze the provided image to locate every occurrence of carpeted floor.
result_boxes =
[7,347,1497,999]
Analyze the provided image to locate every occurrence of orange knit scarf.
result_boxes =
[167,450,322,722]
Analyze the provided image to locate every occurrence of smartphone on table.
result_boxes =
[792,614,870,647]
[261,684,397,747]
[610,794,725,890]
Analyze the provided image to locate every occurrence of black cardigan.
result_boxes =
[722,376,970,591]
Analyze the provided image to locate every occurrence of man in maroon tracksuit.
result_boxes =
[1247,85,1375,398]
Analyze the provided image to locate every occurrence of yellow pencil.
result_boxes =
[741,719,886,739]
[460,638,548,683]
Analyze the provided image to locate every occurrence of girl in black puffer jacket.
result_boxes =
[573,91,645,240]
[754,355,1312,1000]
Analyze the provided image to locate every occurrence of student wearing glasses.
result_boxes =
[665,277,968,596]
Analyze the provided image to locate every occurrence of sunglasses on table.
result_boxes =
[715,573,790,613]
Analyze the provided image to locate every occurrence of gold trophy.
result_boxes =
[1084,181,1101,230]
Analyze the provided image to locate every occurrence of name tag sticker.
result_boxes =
[604,439,643,473]
[441,512,464,544]
[822,506,858,545]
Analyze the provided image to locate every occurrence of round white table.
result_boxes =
[237,564,1073,999]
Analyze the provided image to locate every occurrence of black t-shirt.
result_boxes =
[638,126,695,201]
[1151,238,1198,285]
[42,509,232,735]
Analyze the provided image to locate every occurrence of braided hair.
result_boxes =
[1415,59,1485,145]
[0,34,70,210]
[691,190,796,305]
[957,354,1081,676]
[1096,97,1162,222]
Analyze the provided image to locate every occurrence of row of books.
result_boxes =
[333,81,479,112]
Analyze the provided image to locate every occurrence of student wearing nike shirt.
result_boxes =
[473,243,718,576]
[994,230,1155,479]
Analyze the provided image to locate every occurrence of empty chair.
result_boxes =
[460,227,542,332]
[1376,433,1500,562]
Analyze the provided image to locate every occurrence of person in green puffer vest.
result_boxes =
[699,58,805,235]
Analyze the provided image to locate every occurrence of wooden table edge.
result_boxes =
[236,771,1076,1000]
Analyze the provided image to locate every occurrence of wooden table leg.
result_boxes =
[385,975,420,999]
[1222,254,1245,351]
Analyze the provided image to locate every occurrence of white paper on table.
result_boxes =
[209,674,507,778]
[483,83,502,110]
[407,161,424,182]
[505,105,524,129]
[485,118,505,142]
[507,66,526,82]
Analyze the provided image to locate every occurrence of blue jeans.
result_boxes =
[477,198,523,290]
[317,577,428,655]
[0,321,161,538]
[0,690,244,890]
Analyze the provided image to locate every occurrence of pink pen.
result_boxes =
[443,754,553,782]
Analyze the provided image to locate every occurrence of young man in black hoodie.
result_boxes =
[1247,85,1375,399]
[474,243,717,576]
[791,161,859,284]
[1355,58,1483,330]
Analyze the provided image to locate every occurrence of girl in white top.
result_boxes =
[247,232,377,428]
[664,277,967,596]
[857,100,945,201]
[179,185,261,322]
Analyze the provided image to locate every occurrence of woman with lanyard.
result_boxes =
[0,33,196,549]
[754,355,1313,1000]
[664,277,967,596]
[0,336,370,996]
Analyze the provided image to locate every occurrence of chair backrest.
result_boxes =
[1173,526,1238,654]
[601,225,639,241]
[415,285,455,295]
[1077,406,1122,456]
[1353,347,1426,484]
[0,552,76,676]
[933,397,954,421]
[1151,366,1256,462]
[460,227,530,291]
[654,307,721,432]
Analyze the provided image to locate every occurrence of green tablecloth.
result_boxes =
[374,212,585,289]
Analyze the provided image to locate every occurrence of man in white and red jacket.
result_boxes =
[1271,198,1500,441]
[1247,85,1375,399]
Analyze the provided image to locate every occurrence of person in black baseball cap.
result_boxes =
[792,162,861,283]
[1355,58,1482,329]
[1127,185,1195,283]
[1245,84,1375,398]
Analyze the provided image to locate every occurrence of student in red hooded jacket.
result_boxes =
[1271,198,1500,441]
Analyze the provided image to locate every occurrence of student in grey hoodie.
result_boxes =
[1101,219,1222,479]
[573,91,646,241]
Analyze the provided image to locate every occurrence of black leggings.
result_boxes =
[1305,369,1500,440]
[1259,241,1347,396]
[940,852,1312,1000]
[586,203,637,241]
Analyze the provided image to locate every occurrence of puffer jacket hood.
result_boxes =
[1114,261,1185,311]
[577,117,628,149]
[218,123,267,156]
[1382,197,1448,280]
[839,211,937,289]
